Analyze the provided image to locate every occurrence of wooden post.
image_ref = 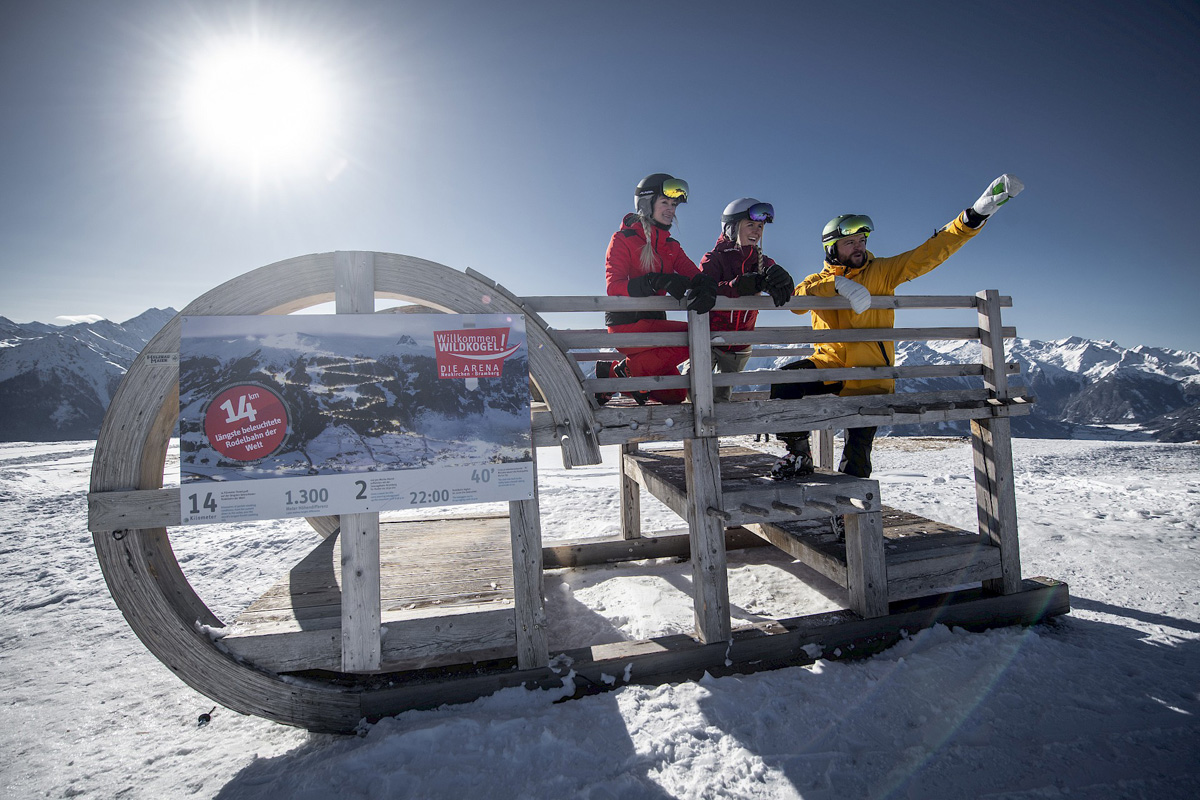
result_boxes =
[813,428,835,470]
[843,511,888,618]
[687,309,717,438]
[510,448,548,668]
[973,289,1021,595]
[619,442,642,540]
[335,251,383,671]
[684,437,731,643]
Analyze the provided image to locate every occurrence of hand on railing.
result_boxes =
[685,274,719,314]
[834,276,872,313]
[762,264,794,307]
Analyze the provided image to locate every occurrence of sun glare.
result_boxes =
[183,40,335,175]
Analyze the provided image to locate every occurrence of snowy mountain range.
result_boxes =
[2,310,1199,443]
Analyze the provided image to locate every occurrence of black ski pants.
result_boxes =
[770,358,877,478]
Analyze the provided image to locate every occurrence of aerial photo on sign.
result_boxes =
[178,313,532,485]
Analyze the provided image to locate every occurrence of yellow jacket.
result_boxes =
[793,213,984,396]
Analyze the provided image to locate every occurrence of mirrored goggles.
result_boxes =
[824,214,873,242]
[747,202,774,223]
[660,178,689,202]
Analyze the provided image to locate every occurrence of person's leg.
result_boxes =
[618,319,691,405]
[711,347,751,402]
[769,359,842,479]
[839,426,877,478]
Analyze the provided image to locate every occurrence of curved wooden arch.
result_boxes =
[89,252,600,732]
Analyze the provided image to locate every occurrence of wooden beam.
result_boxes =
[519,295,1011,313]
[684,438,731,643]
[356,578,1069,729]
[972,417,1022,594]
[844,511,888,618]
[686,309,717,438]
[619,442,642,540]
[542,527,770,568]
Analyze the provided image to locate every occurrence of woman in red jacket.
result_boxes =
[699,197,793,401]
[599,173,717,405]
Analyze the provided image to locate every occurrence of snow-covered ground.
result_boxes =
[1,436,1198,799]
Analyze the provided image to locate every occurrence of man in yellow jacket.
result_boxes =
[770,174,1024,480]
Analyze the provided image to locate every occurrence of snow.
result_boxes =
[1,436,1198,798]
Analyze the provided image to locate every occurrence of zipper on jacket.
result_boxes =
[877,341,890,366]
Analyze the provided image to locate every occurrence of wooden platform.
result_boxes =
[625,445,1003,606]
[222,514,520,673]
[223,488,1004,675]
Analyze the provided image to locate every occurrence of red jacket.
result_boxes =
[699,234,778,334]
[605,213,699,327]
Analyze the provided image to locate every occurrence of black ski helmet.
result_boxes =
[822,213,874,263]
[721,197,774,241]
[635,173,689,218]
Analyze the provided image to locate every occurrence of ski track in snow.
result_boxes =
[0,437,1197,799]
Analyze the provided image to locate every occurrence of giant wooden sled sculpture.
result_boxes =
[88,252,1069,733]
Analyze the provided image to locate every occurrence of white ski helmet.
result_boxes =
[721,197,774,241]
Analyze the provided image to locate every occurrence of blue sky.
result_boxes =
[2,0,1198,350]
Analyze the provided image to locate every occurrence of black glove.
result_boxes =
[626,274,655,297]
[762,264,794,307]
[684,273,718,314]
[627,272,688,298]
[658,272,692,300]
[733,273,764,297]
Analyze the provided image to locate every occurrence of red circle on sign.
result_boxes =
[203,384,289,462]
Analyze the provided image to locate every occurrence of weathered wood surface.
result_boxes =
[684,438,731,643]
[520,294,1012,313]
[844,511,888,618]
[355,578,1068,729]
[223,515,519,672]
[335,251,383,672]
[744,506,1004,602]
[973,416,1022,594]
[619,442,642,540]
[624,446,879,527]
[555,325,1017,350]
[585,362,1020,396]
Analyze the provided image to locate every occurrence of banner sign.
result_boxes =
[178,313,533,525]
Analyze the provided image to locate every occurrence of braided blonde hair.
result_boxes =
[639,217,657,272]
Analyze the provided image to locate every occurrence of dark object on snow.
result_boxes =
[197,706,216,727]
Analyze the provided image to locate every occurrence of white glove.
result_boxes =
[834,276,871,314]
[972,174,1025,216]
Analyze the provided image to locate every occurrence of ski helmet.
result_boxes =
[822,214,874,262]
[635,173,689,218]
[721,197,774,241]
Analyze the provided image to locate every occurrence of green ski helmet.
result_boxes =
[822,214,874,263]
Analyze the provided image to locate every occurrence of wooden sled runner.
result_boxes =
[87,251,1069,733]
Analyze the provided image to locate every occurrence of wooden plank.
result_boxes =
[743,520,848,586]
[339,505,381,670]
[972,417,1023,594]
[510,492,549,669]
[224,606,517,673]
[977,289,1010,399]
[542,527,770,568]
[355,578,1068,728]
[334,251,383,672]
[626,447,879,527]
[522,294,1010,313]
[556,324,1017,352]
[687,309,717,437]
[619,442,642,539]
[814,429,835,470]
[844,512,888,618]
[684,438,731,643]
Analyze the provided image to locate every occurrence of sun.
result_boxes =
[182,40,336,175]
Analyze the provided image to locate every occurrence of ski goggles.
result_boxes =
[746,202,774,223]
[660,178,689,202]
[822,214,874,242]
